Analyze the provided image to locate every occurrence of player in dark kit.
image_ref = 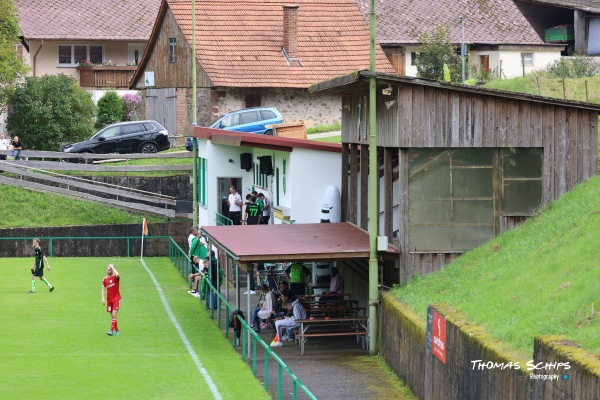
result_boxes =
[101,264,121,336]
[243,196,262,225]
[29,238,55,293]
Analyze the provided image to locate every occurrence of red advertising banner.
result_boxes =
[431,309,447,364]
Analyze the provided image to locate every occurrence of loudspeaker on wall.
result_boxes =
[240,153,252,171]
[259,156,273,175]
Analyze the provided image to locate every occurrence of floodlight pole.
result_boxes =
[191,0,199,226]
[368,0,379,355]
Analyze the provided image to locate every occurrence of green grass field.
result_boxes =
[0,256,269,400]
[392,175,600,360]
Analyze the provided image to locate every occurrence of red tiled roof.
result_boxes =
[167,0,395,88]
[194,127,342,153]
[355,0,546,46]
[201,222,399,263]
[16,0,161,41]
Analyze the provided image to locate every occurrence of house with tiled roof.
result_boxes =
[129,0,394,140]
[515,0,600,55]
[355,0,563,79]
[15,0,161,102]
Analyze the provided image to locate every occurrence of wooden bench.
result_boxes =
[305,306,365,318]
[294,317,368,356]
[298,293,351,300]
[301,299,359,308]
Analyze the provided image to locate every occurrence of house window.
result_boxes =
[198,157,207,206]
[410,52,418,66]
[58,45,103,66]
[522,52,534,67]
[169,38,177,63]
[408,148,543,252]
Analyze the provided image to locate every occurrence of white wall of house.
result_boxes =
[471,49,561,78]
[197,137,341,227]
[286,148,341,224]
[402,45,561,79]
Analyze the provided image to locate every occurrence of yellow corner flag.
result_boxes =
[142,218,149,236]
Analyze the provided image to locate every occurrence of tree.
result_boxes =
[6,74,96,151]
[96,91,123,128]
[0,0,29,113]
[415,25,462,83]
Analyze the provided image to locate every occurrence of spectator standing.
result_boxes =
[258,193,270,225]
[227,186,243,225]
[0,133,8,160]
[244,196,262,225]
[285,261,312,296]
[207,252,223,309]
[187,227,197,256]
[11,136,24,160]
[189,233,208,272]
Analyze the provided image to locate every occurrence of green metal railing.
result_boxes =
[215,212,233,226]
[167,237,316,400]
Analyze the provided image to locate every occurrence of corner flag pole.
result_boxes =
[141,218,148,259]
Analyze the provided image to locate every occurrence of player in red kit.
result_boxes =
[101,264,121,336]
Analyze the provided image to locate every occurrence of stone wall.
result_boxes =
[194,87,341,128]
[85,175,192,200]
[0,220,190,258]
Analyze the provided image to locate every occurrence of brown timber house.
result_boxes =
[312,71,600,283]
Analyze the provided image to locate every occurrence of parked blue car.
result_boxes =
[211,107,282,135]
[186,107,282,150]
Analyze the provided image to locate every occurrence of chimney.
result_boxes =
[282,5,299,59]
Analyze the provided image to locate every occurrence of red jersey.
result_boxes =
[103,275,121,303]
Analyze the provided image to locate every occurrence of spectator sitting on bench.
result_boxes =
[251,284,275,333]
[268,301,292,337]
[274,290,306,343]
[320,267,344,301]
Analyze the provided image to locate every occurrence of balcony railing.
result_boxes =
[78,65,137,89]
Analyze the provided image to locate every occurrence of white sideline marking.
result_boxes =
[140,258,222,400]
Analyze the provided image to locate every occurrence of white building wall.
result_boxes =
[287,148,341,224]
[197,138,341,227]
[471,49,561,79]
[402,45,561,79]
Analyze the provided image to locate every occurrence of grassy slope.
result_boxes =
[391,175,600,359]
[0,185,166,228]
[0,257,269,400]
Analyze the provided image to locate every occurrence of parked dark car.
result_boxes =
[62,120,170,155]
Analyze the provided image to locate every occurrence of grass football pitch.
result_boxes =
[0,256,270,400]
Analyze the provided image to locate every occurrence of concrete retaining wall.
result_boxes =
[0,220,190,258]
[380,294,600,399]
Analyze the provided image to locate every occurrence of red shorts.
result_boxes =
[106,299,120,313]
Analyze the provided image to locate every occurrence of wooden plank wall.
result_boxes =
[340,83,599,283]
[136,8,212,89]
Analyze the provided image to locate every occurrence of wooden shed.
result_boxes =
[311,70,600,283]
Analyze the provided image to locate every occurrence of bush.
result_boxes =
[416,25,462,83]
[6,74,95,151]
[121,92,143,121]
[546,55,600,79]
[96,91,123,128]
